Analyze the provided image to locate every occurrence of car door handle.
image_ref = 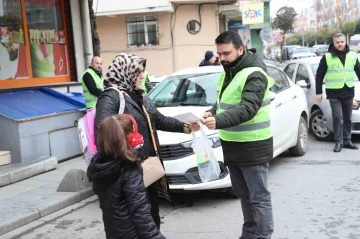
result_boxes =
[292,95,297,99]
[276,102,282,107]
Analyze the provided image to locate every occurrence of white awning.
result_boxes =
[93,0,174,16]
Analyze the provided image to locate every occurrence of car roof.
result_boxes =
[289,56,322,64]
[169,64,281,76]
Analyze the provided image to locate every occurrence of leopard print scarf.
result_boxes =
[104,53,145,91]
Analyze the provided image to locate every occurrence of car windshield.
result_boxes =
[148,73,220,107]
[293,48,311,54]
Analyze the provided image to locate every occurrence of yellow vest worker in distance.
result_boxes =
[82,56,104,109]
[202,31,274,239]
[140,61,153,94]
[315,33,360,152]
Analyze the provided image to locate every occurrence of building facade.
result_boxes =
[94,0,271,77]
[0,0,93,92]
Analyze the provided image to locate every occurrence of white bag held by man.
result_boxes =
[191,127,221,182]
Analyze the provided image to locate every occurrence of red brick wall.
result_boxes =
[63,0,76,81]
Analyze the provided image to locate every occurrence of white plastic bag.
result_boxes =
[191,127,221,183]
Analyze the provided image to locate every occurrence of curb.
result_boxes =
[0,157,58,187]
[0,187,94,236]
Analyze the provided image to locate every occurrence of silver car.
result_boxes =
[284,57,360,141]
[290,47,317,60]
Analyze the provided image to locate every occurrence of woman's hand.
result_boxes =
[189,121,200,132]
[184,121,201,134]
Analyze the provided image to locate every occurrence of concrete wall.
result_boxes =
[96,4,219,76]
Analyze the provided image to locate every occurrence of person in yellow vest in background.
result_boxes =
[202,31,274,239]
[141,61,153,94]
[316,33,360,152]
[82,56,104,109]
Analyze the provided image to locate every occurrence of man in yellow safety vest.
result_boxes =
[81,56,104,109]
[316,33,360,152]
[202,31,274,239]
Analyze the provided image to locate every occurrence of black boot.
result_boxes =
[343,142,359,149]
[334,143,342,152]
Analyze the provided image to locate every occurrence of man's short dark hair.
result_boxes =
[215,31,244,49]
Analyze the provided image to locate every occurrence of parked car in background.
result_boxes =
[282,45,301,61]
[148,65,309,194]
[284,57,360,141]
[290,47,317,60]
[310,44,329,56]
[350,34,360,52]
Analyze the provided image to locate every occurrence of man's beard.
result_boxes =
[221,52,240,67]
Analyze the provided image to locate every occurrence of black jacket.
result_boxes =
[87,153,165,239]
[83,67,103,97]
[94,89,185,201]
[208,49,273,166]
[199,58,220,67]
[315,44,360,98]
[94,89,184,160]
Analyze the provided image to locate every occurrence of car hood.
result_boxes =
[156,106,217,144]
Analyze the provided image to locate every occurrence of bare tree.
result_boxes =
[88,0,101,56]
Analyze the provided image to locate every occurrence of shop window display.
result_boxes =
[25,0,68,78]
[0,0,29,80]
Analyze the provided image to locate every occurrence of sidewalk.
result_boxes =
[0,156,93,236]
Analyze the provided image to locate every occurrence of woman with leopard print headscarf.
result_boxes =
[93,53,200,234]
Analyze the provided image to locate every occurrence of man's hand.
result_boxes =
[202,117,216,130]
[203,112,213,119]
[316,94,322,102]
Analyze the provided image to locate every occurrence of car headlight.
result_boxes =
[353,99,360,110]
[180,133,222,149]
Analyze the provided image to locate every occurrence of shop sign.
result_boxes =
[242,2,264,25]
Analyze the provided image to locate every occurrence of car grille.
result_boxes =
[167,162,229,185]
[159,144,194,161]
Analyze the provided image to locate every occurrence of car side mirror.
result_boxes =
[296,80,310,89]
[269,91,276,101]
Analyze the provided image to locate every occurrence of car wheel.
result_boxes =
[289,116,308,156]
[309,109,334,141]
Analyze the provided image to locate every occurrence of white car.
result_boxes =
[148,65,309,193]
[284,57,360,141]
[290,47,317,60]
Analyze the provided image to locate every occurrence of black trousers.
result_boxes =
[146,181,161,229]
[329,97,353,144]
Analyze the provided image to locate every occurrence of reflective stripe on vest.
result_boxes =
[325,52,356,89]
[82,68,104,108]
[216,67,275,142]
[141,71,148,93]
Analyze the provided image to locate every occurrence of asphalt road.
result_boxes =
[3,135,360,239]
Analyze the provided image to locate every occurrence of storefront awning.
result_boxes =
[93,0,174,16]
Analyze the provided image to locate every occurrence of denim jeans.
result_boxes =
[329,97,353,144]
[229,163,274,239]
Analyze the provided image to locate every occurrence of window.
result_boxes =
[148,73,220,107]
[25,0,69,78]
[284,63,296,79]
[127,16,158,48]
[295,64,310,83]
[0,0,30,80]
[266,66,290,93]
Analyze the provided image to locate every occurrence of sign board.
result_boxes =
[242,2,264,25]
[259,27,273,41]
[228,20,246,31]
[276,35,284,43]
